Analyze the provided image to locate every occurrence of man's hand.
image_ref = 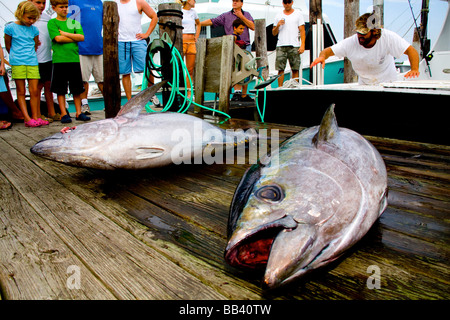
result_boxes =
[310,56,326,69]
[404,69,420,79]
[233,9,244,19]
[298,45,305,55]
[136,33,148,40]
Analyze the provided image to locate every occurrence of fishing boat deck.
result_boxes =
[0,111,448,300]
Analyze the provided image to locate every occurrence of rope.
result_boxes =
[143,33,269,123]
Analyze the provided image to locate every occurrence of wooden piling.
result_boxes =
[102,1,121,118]
[254,19,268,81]
[194,38,206,113]
[158,2,183,54]
[344,0,359,83]
[193,36,234,116]
[309,0,322,83]
[157,2,184,110]
[218,35,234,114]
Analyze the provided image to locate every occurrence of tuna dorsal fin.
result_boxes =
[115,81,167,119]
[313,104,339,147]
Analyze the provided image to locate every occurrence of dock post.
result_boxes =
[194,38,206,113]
[103,1,121,118]
[193,35,234,116]
[158,2,183,54]
[344,0,359,83]
[218,35,234,115]
[254,19,268,81]
[158,2,184,110]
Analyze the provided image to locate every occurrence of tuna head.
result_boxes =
[30,119,124,169]
[225,105,388,289]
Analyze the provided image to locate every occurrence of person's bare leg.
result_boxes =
[42,81,56,117]
[57,95,68,117]
[97,82,104,95]
[28,79,41,119]
[15,79,32,122]
[122,74,132,100]
[277,70,285,87]
[292,70,300,83]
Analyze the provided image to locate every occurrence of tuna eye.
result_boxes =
[255,185,284,202]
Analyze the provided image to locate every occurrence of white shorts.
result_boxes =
[80,55,104,83]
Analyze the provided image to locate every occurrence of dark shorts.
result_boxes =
[51,62,85,96]
[38,61,53,83]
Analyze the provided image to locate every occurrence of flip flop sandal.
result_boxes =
[0,120,12,130]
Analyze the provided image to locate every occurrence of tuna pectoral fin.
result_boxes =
[136,147,165,160]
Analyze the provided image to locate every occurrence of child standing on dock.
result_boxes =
[30,0,59,123]
[4,1,49,127]
[48,0,90,123]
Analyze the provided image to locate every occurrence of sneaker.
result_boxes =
[81,103,91,115]
[25,119,41,127]
[61,114,72,124]
[76,113,91,121]
[231,92,242,101]
[151,95,161,108]
[36,118,49,126]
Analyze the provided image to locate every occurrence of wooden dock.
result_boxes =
[0,111,448,300]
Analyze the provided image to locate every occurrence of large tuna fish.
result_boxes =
[30,82,251,169]
[225,105,388,289]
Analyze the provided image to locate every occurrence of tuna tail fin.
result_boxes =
[115,81,167,119]
[313,104,339,147]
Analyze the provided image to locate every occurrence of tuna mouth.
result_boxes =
[225,215,297,269]
[30,135,64,156]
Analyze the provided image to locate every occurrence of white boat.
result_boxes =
[257,0,450,145]
[143,0,345,86]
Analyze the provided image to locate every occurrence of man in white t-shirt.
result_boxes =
[272,0,306,87]
[311,12,420,85]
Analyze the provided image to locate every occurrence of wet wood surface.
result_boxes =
[0,111,448,300]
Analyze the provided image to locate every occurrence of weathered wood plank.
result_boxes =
[0,136,226,300]
[1,111,448,300]
[0,172,116,300]
[3,128,262,299]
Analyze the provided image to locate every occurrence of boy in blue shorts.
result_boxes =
[48,0,90,123]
